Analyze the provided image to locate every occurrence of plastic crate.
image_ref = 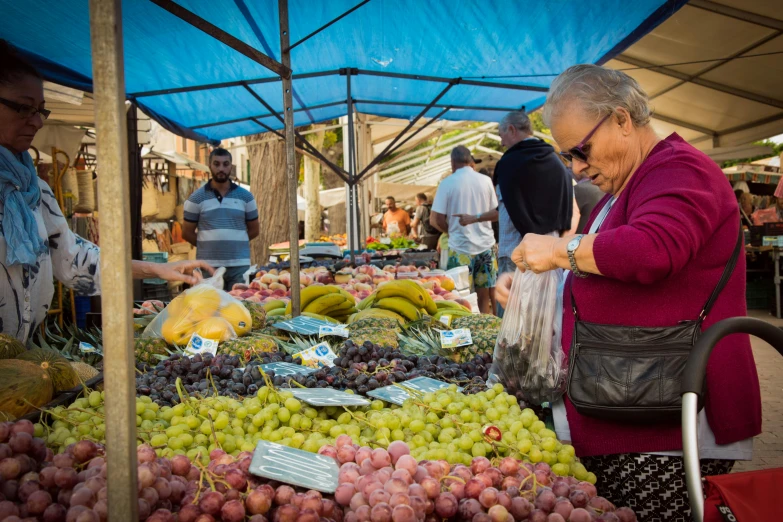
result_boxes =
[142,283,170,302]
[142,252,168,285]
[746,279,774,310]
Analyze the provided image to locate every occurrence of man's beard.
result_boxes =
[212,172,230,182]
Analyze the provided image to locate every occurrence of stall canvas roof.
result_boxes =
[1,0,685,146]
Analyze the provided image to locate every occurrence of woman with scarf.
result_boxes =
[0,40,213,342]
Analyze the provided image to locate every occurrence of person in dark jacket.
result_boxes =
[460,111,572,299]
[573,172,604,233]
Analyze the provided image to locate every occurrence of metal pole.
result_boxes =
[346,72,358,264]
[279,0,300,316]
[88,0,138,519]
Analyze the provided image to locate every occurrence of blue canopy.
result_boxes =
[1,0,685,144]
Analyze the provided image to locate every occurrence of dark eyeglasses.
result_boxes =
[559,113,611,165]
[0,97,50,120]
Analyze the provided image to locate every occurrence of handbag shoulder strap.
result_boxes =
[698,220,744,322]
[570,219,744,322]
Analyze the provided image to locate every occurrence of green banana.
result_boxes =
[357,292,377,310]
[262,299,287,312]
[266,308,287,317]
[436,300,471,312]
[374,297,422,322]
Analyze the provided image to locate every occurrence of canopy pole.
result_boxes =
[346,71,358,264]
[279,0,300,316]
[286,0,372,52]
[88,0,138,519]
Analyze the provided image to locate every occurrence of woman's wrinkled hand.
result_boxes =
[512,234,561,274]
[495,272,513,309]
[153,260,215,285]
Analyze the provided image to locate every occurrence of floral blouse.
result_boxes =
[0,179,100,342]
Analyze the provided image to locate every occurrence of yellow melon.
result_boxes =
[166,295,186,319]
[181,286,222,321]
[161,318,195,346]
[0,360,54,418]
[219,302,252,336]
[195,317,234,342]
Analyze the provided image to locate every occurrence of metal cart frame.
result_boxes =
[682,317,783,522]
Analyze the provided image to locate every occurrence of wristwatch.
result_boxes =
[567,235,588,278]
[475,213,481,222]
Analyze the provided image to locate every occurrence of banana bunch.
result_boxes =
[354,280,438,323]
[432,300,473,325]
[284,285,358,323]
[263,299,288,317]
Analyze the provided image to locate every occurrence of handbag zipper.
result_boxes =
[573,341,692,357]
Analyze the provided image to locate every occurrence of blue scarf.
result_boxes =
[0,146,46,266]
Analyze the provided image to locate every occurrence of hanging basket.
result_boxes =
[175,204,185,224]
[74,171,95,213]
[141,182,159,219]
[156,191,177,221]
[62,167,79,205]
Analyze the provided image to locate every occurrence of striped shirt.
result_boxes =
[183,181,258,267]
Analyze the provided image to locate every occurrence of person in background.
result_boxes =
[459,111,572,314]
[573,168,605,233]
[381,196,410,235]
[431,146,498,314]
[410,193,439,250]
[182,148,259,291]
[478,168,500,244]
[738,192,755,226]
[495,64,758,521]
[0,40,213,343]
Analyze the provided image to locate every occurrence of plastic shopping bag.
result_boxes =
[488,268,565,405]
[142,268,252,346]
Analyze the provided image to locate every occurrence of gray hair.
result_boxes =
[542,64,652,127]
[499,111,532,135]
[451,145,473,166]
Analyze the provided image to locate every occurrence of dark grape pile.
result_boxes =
[136,353,304,406]
[275,340,491,395]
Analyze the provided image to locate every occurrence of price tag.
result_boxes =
[439,328,472,349]
[402,376,460,393]
[292,342,338,368]
[185,334,218,357]
[275,316,334,336]
[249,440,339,492]
[366,383,415,405]
[439,315,451,326]
[258,362,316,377]
[289,388,370,407]
[79,342,102,355]
[319,324,349,338]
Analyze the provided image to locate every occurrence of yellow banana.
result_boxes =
[436,300,471,312]
[393,279,437,315]
[353,308,407,324]
[321,298,355,317]
[303,293,349,315]
[374,297,421,322]
[376,281,425,305]
[285,285,340,314]
[262,299,287,312]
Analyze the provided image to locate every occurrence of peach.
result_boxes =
[279,273,292,287]
[269,282,287,291]
[240,291,256,299]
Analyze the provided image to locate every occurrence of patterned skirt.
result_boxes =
[579,453,734,522]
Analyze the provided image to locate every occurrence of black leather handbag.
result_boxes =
[566,225,743,423]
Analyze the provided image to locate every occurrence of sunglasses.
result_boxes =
[559,113,611,165]
[0,96,51,120]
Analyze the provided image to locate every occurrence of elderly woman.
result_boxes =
[0,40,213,342]
[496,65,760,521]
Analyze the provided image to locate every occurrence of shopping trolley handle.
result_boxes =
[682,317,783,398]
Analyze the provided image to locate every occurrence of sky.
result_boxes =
[771,134,783,144]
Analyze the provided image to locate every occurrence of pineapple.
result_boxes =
[348,317,402,349]
[134,338,173,365]
[243,301,267,331]
[221,335,278,362]
[450,314,501,361]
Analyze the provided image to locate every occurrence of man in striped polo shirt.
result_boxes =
[182,148,259,290]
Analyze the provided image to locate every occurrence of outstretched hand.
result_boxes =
[495,272,513,309]
[153,260,215,286]
[454,214,477,226]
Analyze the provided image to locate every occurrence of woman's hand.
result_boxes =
[512,234,563,273]
[149,260,215,285]
[495,272,513,309]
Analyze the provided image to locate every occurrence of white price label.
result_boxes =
[439,315,451,326]
[439,328,473,349]
[185,334,218,356]
[292,342,338,368]
[79,342,99,354]
[319,325,349,338]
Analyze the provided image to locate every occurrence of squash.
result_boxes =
[0,334,26,359]
[16,348,80,392]
[0,360,54,418]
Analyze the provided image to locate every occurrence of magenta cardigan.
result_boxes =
[563,133,762,458]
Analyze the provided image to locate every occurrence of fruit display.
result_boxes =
[284,285,358,323]
[326,439,636,522]
[143,284,254,346]
[275,340,490,394]
[352,280,438,324]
